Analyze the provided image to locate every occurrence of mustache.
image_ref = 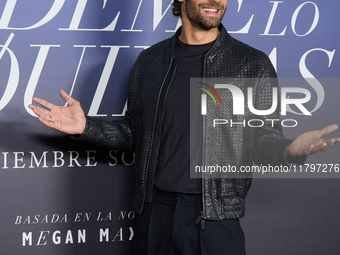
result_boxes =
[198,3,225,9]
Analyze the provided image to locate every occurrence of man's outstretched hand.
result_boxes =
[28,90,86,135]
[286,124,340,161]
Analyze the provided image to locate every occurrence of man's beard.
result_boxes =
[184,0,226,30]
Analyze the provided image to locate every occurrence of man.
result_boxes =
[29,0,340,254]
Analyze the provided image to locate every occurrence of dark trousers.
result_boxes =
[133,189,246,255]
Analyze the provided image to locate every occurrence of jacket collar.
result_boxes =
[166,23,231,56]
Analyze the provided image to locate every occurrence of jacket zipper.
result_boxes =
[201,60,208,223]
[158,57,177,133]
[195,211,205,230]
[143,57,176,203]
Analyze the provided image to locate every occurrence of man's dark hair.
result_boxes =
[172,0,182,17]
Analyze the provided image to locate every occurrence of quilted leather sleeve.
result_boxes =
[76,116,134,152]
[253,62,306,166]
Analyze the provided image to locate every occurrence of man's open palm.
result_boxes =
[28,90,86,135]
[286,124,340,160]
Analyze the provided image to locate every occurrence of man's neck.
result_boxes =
[178,21,220,45]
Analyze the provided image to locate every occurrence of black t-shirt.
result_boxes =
[154,37,215,194]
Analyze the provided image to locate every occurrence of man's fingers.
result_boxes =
[30,103,52,120]
[319,124,339,137]
[303,144,314,156]
[32,97,56,111]
[38,116,56,129]
[308,139,337,154]
[323,138,339,150]
[59,89,76,106]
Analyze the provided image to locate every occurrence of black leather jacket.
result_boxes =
[81,25,300,220]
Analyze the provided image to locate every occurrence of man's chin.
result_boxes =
[196,15,223,30]
[196,21,222,30]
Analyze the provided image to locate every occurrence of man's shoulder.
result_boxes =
[139,37,174,58]
[215,25,271,66]
[228,35,270,62]
[129,36,175,79]
[131,36,174,72]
